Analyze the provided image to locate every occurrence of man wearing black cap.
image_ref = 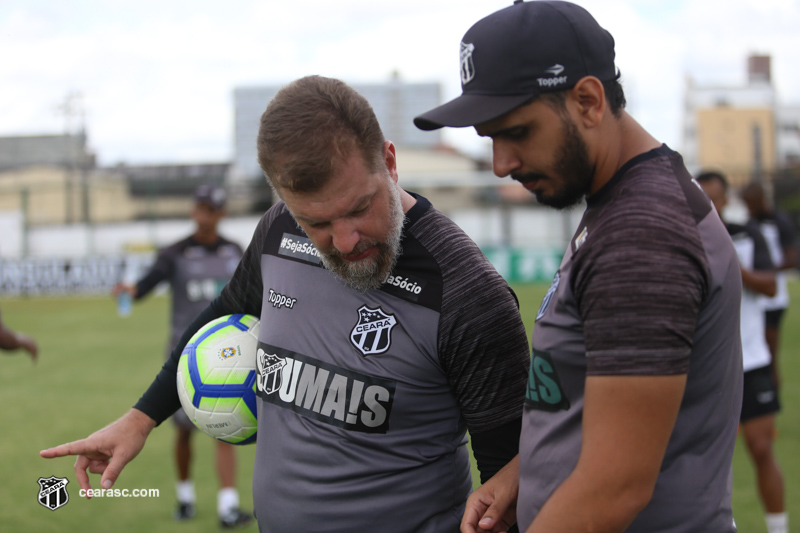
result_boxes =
[416,2,742,532]
[113,184,252,528]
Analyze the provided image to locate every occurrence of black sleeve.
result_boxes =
[751,227,776,271]
[470,416,521,483]
[134,249,173,300]
[133,297,238,424]
[470,417,522,533]
[776,211,797,248]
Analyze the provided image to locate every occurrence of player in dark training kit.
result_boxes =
[415,2,743,532]
[42,76,530,533]
[698,172,788,533]
[113,185,252,528]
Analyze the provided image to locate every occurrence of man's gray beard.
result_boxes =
[319,183,405,293]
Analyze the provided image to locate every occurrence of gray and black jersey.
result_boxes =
[518,146,743,532]
[135,194,530,533]
[134,236,243,351]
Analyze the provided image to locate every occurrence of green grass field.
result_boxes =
[0,283,797,532]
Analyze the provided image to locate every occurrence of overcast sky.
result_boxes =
[2,0,798,166]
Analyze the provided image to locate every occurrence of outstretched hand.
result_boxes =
[40,408,156,496]
[16,332,38,363]
[461,455,520,533]
[111,282,136,299]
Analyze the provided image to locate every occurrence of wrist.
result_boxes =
[127,408,157,436]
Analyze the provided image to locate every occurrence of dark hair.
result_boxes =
[695,170,729,192]
[740,182,765,200]
[257,75,386,194]
[538,75,627,118]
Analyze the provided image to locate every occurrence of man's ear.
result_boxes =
[383,141,399,182]
[569,76,606,129]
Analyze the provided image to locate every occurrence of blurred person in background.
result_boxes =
[698,171,788,533]
[0,306,38,362]
[741,182,798,390]
[113,184,251,529]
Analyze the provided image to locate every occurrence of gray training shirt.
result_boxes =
[218,194,530,533]
[518,146,743,532]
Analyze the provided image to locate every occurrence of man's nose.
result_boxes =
[330,219,360,255]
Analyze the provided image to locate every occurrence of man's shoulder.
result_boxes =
[157,235,195,258]
[411,206,481,259]
[256,202,293,233]
[216,235,244,254]
[602,148,711,232]
[410,206,511,292]
[576,149,716,281]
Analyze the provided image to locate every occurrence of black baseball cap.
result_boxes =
[414,0,617,131]
[194,184,227,210]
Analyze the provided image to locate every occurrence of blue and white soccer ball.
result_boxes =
[176,314,260,445]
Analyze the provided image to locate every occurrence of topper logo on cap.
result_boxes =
[544,64,565,76]
[460,42,476,84]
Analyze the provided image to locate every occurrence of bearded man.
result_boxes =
[42,75,530,533]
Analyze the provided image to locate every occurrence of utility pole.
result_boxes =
[55,92,88,224]
[752,123,763,183]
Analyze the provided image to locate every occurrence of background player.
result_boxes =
[741,182,798,390]
[698,171,788,533]
[113,184,251,528]
[43,76,530,532]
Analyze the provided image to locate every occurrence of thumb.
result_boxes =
[478,512,498,530]
[478,501,510,532]
[100,456,127,489]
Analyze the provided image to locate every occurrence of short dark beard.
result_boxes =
[319,181,405,292]
[512,115,594,210]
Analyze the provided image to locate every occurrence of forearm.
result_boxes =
[126,407,158,436]
[526,468,646,533]
[740,267,776,297]
[471,417,522,483]
[526,374,685,533]
[0,327,23,350]
[133,298,231,423]
[134,271,163,300]
[779,246,798,270]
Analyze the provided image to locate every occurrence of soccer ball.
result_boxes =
[176,314,260,445]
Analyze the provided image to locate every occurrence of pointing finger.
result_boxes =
[40,439,93,459]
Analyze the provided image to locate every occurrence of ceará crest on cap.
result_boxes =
[460,42,475,85]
